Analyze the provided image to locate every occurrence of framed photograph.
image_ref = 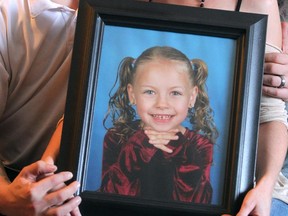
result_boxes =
[58,0,267,215]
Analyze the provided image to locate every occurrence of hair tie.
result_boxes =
[132,59,136,67]
[190,60,197,72]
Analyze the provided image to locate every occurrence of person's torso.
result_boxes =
[0,0,77,169]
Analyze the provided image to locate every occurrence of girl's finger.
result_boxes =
[154,144,173,153]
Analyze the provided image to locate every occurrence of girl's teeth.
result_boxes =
[153,115,171,119]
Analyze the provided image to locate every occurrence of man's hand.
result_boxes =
[0,160,81,216]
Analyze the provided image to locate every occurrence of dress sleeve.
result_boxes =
[101,130,123,176]
[167,132,213,204]
[100,130,158,196]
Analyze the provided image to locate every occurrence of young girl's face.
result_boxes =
[127,58,198,132]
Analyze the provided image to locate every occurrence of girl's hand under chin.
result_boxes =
[144,127,183,153]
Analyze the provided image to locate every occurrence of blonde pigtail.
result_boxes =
[190,59,219,143]
[103,57,138,142]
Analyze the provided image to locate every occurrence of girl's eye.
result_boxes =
[171,91,182,96]
[143,90,155,95]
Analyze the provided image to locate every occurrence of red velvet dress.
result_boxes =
[100,127,213,204]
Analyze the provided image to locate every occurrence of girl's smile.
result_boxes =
[150,114,175,122]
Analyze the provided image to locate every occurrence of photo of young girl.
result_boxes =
[99,46,218,204]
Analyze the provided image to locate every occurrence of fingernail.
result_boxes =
[47,164,57,170]
[75,196,82,204]
[65,172,73,179]
[47,163,56,168]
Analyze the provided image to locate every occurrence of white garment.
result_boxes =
[0,0,77,170]
[273,172,288,204]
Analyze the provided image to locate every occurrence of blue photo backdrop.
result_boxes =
[84,25,236,205]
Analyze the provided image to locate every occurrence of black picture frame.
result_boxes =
[58,0,267,215]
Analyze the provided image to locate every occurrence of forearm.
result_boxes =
[42,117,63,162]
[257,121,288,194]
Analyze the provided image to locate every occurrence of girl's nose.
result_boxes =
[155,95,169,109]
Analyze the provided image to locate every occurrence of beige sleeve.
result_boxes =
[260,95,288,127]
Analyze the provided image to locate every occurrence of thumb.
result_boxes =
[20,160,57,181]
